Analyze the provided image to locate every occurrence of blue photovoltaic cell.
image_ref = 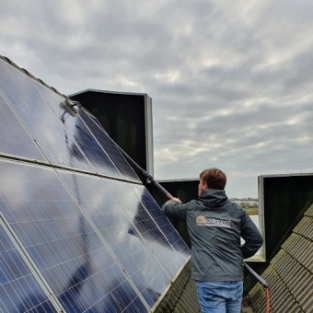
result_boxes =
[0,160,148,312]
[0,91,47,161]
[78,109,140,182]
[0,223,57,312]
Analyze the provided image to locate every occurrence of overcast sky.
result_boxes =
[1,0,312,198]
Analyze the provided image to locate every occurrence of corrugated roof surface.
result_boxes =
[249,203,313,313]
[154,260,201,313]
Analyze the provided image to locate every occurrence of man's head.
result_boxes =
[198,168,227,195]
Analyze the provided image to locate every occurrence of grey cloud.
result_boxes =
[1,0,313,198]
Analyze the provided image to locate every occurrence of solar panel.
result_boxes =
[78,108,140,182]
[0,56,190,312]
[0,159,148,312]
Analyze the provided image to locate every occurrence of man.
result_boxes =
[162,168,263,313]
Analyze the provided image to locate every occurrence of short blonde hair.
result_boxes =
[200,168,227,190]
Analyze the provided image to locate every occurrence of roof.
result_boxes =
[249,203,313,313]
[154,260,201,313]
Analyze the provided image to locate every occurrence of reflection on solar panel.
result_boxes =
[0,222,58,312]
[0,56,190,312]
[133,186,191,257]
[0,88,47,162]
[79,109,140,181]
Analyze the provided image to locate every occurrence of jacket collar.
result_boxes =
[199,189,228,207]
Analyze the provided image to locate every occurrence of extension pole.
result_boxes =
[244,263,268,288]
[104,137,174,200]
[244,264,270,313]
[122,155,174,200]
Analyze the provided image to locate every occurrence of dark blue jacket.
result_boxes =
[162,189,263,282]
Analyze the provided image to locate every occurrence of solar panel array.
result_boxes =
[0,57,190,312]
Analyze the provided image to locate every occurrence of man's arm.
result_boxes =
[161,198,189,222]
[241,211,263,259]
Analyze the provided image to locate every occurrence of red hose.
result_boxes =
[265,288,270,313]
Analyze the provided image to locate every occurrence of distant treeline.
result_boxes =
[239,201,258,208]
[244,207,259,215]
[230,200,259,215]
[230,198,258,201]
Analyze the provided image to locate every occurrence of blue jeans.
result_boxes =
[196,281,243,313]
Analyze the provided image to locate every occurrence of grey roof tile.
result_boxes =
[154,260,201,313]
[282,234,313,272]
[249,203,313,313]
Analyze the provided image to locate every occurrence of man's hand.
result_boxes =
[172,197,182,204]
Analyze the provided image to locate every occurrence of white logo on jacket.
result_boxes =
[196,215,231,228]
